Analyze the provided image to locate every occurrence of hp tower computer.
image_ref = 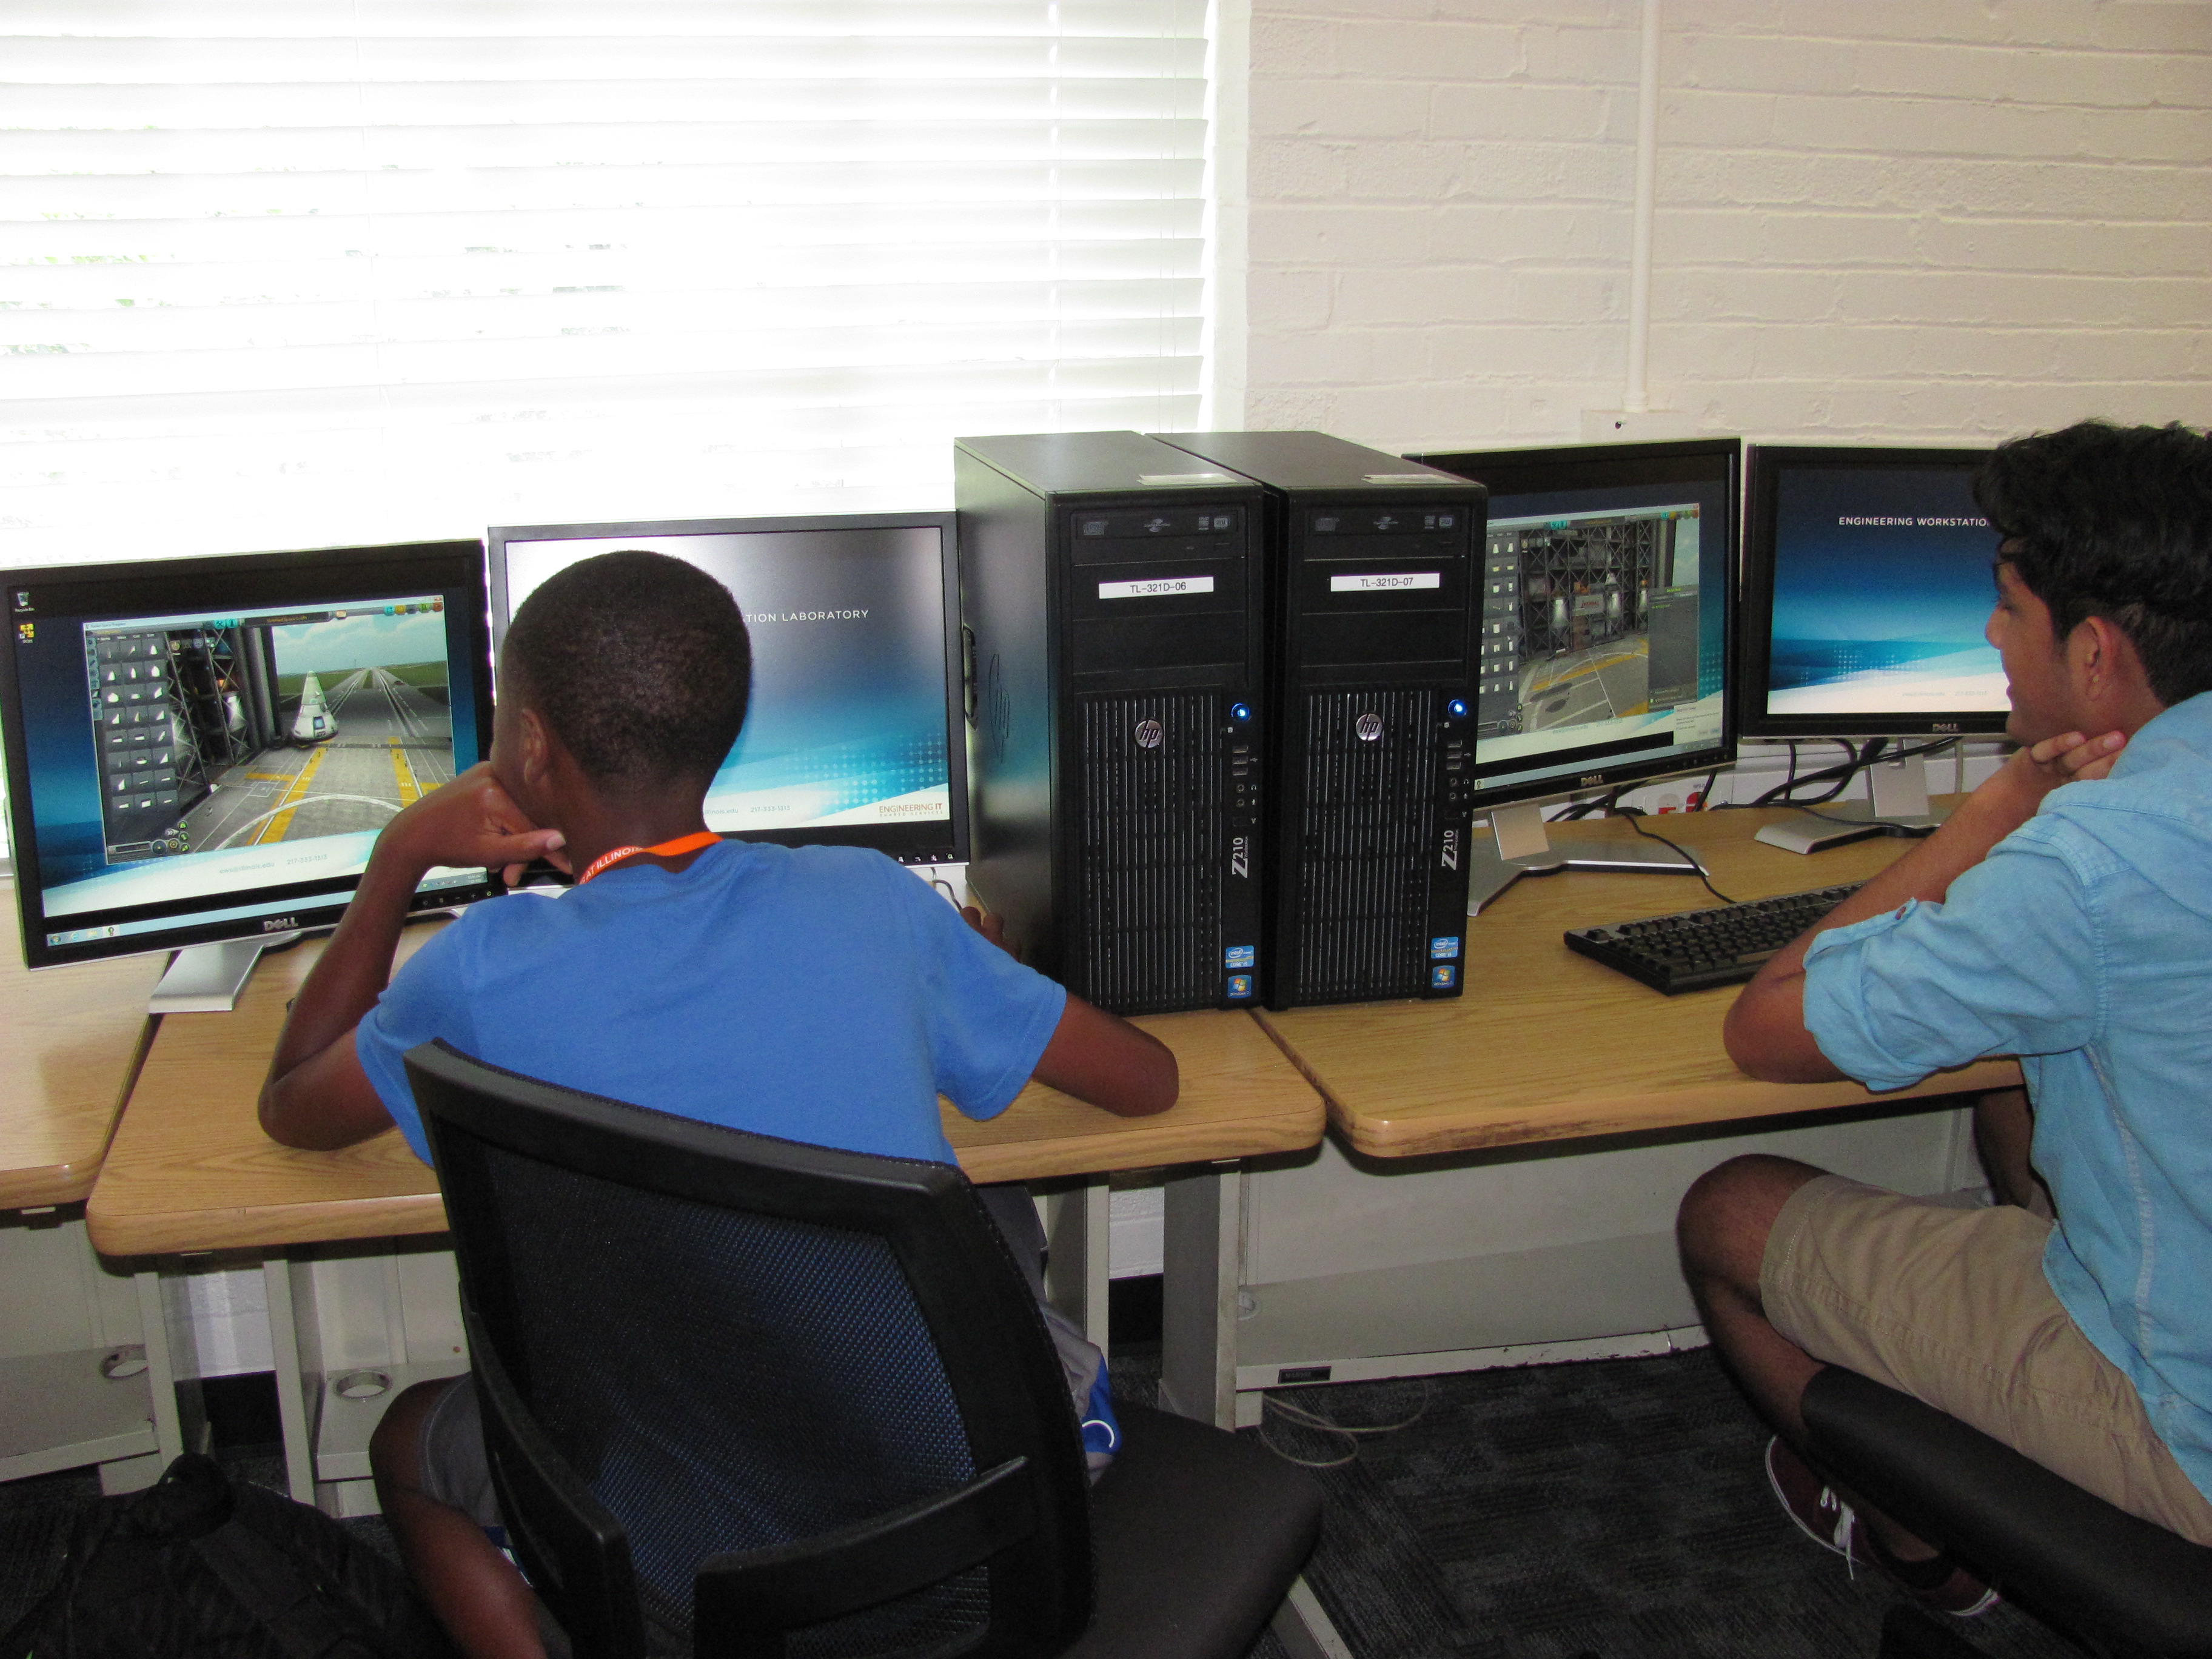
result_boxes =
[1154,432,1486,1008]
[955,432,1267,1014]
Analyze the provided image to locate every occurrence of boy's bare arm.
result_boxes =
[1033,996,1179,1116]
[260,766,564,1150]
[961,906,1178,1116]
[1724,729,2125,1083]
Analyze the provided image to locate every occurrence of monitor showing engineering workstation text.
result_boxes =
[2,542,498,1002]
[1738,446,2006,740]
[488,514,968,866]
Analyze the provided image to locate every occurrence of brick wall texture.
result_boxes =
[1242,1,2212,450]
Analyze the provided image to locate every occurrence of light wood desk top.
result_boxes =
[87,921,1326,1256]
[1256,808,2022,1161]
[0,880,164,1208]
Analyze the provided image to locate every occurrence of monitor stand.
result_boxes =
[1812,751,1950,831]
[150,934,298,1014]
[1759,753,1956,854]
[1464,802,1703,913]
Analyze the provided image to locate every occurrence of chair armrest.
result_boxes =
[1801,1367,2212,1656]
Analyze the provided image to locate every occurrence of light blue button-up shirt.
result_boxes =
[1803,690,2212,1504]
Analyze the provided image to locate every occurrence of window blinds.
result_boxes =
[0,2,1212,566]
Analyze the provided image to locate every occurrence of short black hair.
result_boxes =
[1976,420,2212,706]
[501,551,751,785]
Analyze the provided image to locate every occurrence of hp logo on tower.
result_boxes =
[1134,719,1164,750]
[1354,711,1383,742]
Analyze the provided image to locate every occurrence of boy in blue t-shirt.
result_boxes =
[260,551,1176,1659]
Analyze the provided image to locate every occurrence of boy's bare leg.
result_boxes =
[370,1377,549,1659]
[1974,1087,2052,1216]
[1677,1154,1940,1563]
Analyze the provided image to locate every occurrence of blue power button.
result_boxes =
[1230,703,1252,722]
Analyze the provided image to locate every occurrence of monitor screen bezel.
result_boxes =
[1738,444,2007,741]
[2,540,498,972]
[1408,438,1741,812]
[484,512,970,866]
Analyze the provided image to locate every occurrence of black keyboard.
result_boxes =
[1564,883,1864,995]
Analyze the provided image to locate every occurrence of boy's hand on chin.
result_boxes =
[380,763,567,886]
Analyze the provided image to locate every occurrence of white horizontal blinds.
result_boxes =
[0,1,1210,565]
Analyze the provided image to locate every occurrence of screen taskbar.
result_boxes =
[44,868,483,949]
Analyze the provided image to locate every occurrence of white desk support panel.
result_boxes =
[0,1212,161,1491]
[1227,1104,1982,1422]
[135,1242,471,1515]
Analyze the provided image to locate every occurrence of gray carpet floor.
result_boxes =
[1236,1349,2090,1658]
[2,1352,2098,1657]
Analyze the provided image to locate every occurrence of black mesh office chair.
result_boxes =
[1800,1366,2212,1659]
[404,1041,1323,1659]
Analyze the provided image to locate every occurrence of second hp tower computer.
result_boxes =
[1155,432,1486,1008]
[956,432,1267,1014]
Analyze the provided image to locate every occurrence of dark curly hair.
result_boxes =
[500,551,751,785]
[1976,421,2212,706]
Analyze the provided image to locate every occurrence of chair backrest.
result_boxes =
[406,1041,1094,1659]
[1803,1366,2212,1659]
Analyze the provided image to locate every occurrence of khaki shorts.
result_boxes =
[1763,1173,2212,1546]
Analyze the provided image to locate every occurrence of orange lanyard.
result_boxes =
[574,831,720,886]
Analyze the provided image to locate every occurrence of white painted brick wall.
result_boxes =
[1238,1,2212,447]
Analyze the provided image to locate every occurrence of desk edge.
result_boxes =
[1335,1060,2025,1160]
[87,1190,450,1258]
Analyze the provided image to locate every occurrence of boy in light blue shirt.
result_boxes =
[261,551,1176,1659]
[1677,421,2212,1617]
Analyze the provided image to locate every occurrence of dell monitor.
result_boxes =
[486,513,968,868]
[1739,444,2003,828]
[1407,438,1740,907]
[2,542,498,1008]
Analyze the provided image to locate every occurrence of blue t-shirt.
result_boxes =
[355,840,1067,1168]
[1803,690,2212,1502]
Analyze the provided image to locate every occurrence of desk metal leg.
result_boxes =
[1271,1577,1355,1659]
[1160,1161,1242,1428]
[262,1258,317,1504]
[1042,1178,1110,1353]
[133,1269,186,1469]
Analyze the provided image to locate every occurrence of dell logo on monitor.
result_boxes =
[1580,773,1606,788]
[261,916,296,933]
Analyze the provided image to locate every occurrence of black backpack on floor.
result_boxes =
[2,1454,457,1659]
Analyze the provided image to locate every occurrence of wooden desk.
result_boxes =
[1258,808,2022,1161]
[0,883,163,1209]
[88,925,1324,1256]
[88,920,1324,1486]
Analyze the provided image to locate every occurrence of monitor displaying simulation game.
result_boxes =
[2,543,497,971]
[1409,440,1738,809]
[488,514,967,865]
[1740,446,2006,738]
